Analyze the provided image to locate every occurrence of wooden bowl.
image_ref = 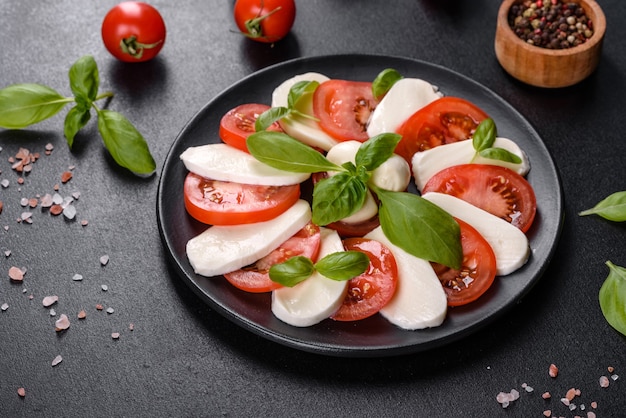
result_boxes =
[495,0,606,88]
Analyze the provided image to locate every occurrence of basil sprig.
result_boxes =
[255,80,319,132]
[371,68,403,100]
[579,191,626,221]
[0,55,156,176]
[247,131,463,269]
[471,118,522,164]
[599,261,626,337]
[269,251,370,287]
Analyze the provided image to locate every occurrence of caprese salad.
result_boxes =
[179,68,537,330]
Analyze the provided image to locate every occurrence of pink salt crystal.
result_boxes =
[55,314,70,331]
[100,255,109,266]
[566,388,577,401]
[543,410,551,417]
[129,323,134,331]
[591,401,597,408]
[51,355,62,367]
[496,389,520,408]
[111,332,120,339]
[599,376,610,388]
[608,366,614,373]
[8,266,24,282]
[42,295,58,307]
[17,387,25,398]
[587,413,596,418]
[77,310,86,319]
[542,392,551,399]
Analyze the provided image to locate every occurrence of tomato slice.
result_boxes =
[183,172,300,226]
[431,218,496,307]
[422,164,537,232]
[224,223,321,293]
[219,103,282,152]
[395,97,489,164]
[331,238,398,322]
[313,80,378,142]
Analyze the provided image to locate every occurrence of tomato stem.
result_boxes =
[119,35,163,60]
[244,6,282,39]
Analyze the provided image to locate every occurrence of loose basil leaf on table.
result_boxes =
[0,83,71,129]
[599,261,626,337]
[579,191,626,222]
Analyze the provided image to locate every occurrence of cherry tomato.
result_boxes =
[313,80,378,142]
[183,172,300,226]
[422,164,537,233]
[234,0,296,43]
[101,2,166,62]
[395,97,489,164]
[224,223,321,293]
[219,103,283,153]
[431,218,497,307]
[331,238,398,322]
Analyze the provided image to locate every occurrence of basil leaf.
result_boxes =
[97,109,156,175]
[269,256,315,287]
[472,118,497,152]
[0,83,70,129]
[69,55,99,105]
[599,261,626,336]
[247,131,342,173]
[64,105,91,148]
[315,251,369,281]
[579,191,626,222]
[376,189,462,269]
[355,133,402,171]
[372,68,403,100]
[255,106,289,132]
[312,172,368,226]
[288,80,319,109]
[478,147,523,164]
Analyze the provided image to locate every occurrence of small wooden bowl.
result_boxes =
[495,0,606,88]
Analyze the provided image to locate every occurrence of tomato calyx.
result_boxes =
[119,35,164,60]
[242,6,283,41]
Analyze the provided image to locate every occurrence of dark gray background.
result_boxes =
[1,0,625,416]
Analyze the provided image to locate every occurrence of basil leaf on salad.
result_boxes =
[247,131,342,173]
[599,261,626,337]
[372,68,403,100]
[255,106,290,132]
[478,147,522,164]
[376,188,463,269]
[315,251,369,281]
[0,83,71,129]
[355,133,402,171]
[472,117,497,152]
[312,172,368,226]
[269,256,315,287]
[579,191,626,222]
[287,80,319,108]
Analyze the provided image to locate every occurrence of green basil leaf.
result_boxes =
[599,261,626,336]
[579,191,626,222]
[269,256,315,287]
[312,172,368,226]
[355,133,401,171]
[372,68,403,100]
[315,251,369,281]
[288,80,319,109]
[478,147,523,164]
[64,105,91,148]
[376,189,462,269]
[0,83,70,129]
[472,118,497,152]
[97,109,156,175]
[247,131,342,173]
[255,106,290,132]
[69,55,99,104]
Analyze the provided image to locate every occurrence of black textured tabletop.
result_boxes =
[1,1,625,416]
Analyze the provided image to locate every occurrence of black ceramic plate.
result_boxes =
[157,54,563,357]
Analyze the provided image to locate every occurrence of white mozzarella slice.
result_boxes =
[421,192,530,276]
[271,228,348,327]
[186,200,311,277]
[366,78,442,137]
[271,72,338,151]
[411,137,530,191]
[180,143,310,186]
[365,226,447,330]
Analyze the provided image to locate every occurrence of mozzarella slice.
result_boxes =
[271,227,348,327]
[365,226,447,330]
[180,143,310,186]
[186,200,311,277]
[271,72,338,151]
[421,192,530,276]
[366,78,442,137]
[412,137,530,191]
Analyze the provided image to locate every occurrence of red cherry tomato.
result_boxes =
[234,0,296,43]
[101,2,166,62]
[183,172,300,226]
[219,103,283,153]
[224,223,321,293]
[331,238,398,322]
[313,80,378,142]
[422,164,537,233]
[431,218,497,307]
[395,97,489,164]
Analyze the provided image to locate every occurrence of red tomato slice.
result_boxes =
[313,80,378,142]
[219,103,282,152]
[395,97,489,164]
[331,238,398,322]
[431,218,496,307]
[224,223,321,293]
[183,172,300,226]
[422,164,537,232]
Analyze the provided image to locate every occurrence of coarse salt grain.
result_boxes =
[111,332,120,339]
[8,266,24,282]
[1,303,8,311]
[542,392,551,399]
[17,387,25,398]
[77,310,86,319]
[496,389,520,408]
[106,307,114,314]
[543,410,551,417]
[599,376,610,388]
[49,309,56,316]
[55,314,70,331]
[101,284,108,291]
[42,295,59,307]
[72,273,83,281]
[51,355,63,367]
[100,255,109,266]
